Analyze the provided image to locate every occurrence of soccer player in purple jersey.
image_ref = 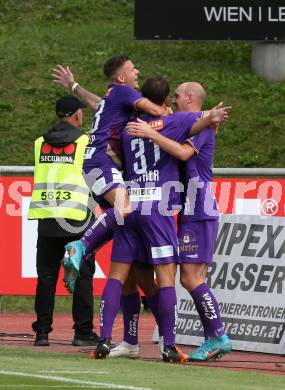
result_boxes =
[91,77,230,362]
[52,56,170,281]
[127,82,232,361]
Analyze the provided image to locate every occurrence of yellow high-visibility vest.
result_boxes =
[29,134,89,221]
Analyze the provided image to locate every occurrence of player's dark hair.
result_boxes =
[141,76,170,105]
[103,55,130,79]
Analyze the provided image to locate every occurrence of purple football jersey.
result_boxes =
[121,112,202,212]
[179,127,219,221]
[83,83,142,172]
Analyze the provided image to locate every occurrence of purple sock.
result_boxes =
[156,287,177,347]
[147,293,162,337]
[121,291,141,345]
[99,278,122,339]
[191,283,225,338]
[190,287,210,339]
[81,208,116,255]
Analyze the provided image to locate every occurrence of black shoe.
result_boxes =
[90,338,111,359]
[34,333,49,346]
[162,345,188,363]
[72,332,100,346]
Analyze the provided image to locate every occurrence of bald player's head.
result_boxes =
[183,82,206,105]
[172,82,206,112]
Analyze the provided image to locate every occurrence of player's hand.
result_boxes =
[213,102,224,110]
[52,65,76,89]
[207,103,224,134]
[160,106,173,116]
[166,106,173,115]
[126,118,156,139]
[209,105,231,124]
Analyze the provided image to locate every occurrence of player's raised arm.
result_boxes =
[135,98,170,117]
[190,105,231,136]
[126,118,195,161]
[52,65,102,112]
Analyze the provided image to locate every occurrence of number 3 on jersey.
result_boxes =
[90,100,105,135]
[131,138,160,175]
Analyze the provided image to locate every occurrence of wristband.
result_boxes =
[71,82,79,92]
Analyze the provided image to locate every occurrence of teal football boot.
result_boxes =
[62,240,86,293]
[189,335,232,361]
[65,240,86,271]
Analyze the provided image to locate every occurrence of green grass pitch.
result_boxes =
[0,346,284,390]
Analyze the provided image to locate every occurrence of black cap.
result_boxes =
[56,95,85,118]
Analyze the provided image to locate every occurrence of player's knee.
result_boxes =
[180,272,198,291]
[156,275,175,289]
[155,264,176,288]
[180,273,191,290]
[109,262,131,284]
[180,273,204,292]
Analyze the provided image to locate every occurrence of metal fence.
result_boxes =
[1,166,285,176]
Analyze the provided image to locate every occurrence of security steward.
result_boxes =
[29,95,98,346]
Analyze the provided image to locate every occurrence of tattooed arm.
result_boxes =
[52,65,101,112]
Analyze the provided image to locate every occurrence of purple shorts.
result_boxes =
[178,219,218,264]
[111,211,179,266]
[83,159,126,208]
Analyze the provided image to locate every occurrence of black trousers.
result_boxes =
[32,235,95,335]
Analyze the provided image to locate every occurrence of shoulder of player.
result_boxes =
[172,111,198,122]
[169,112,196,130]
[104,83,132,96]
[112,83,138,93]
[172,112,188,119]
